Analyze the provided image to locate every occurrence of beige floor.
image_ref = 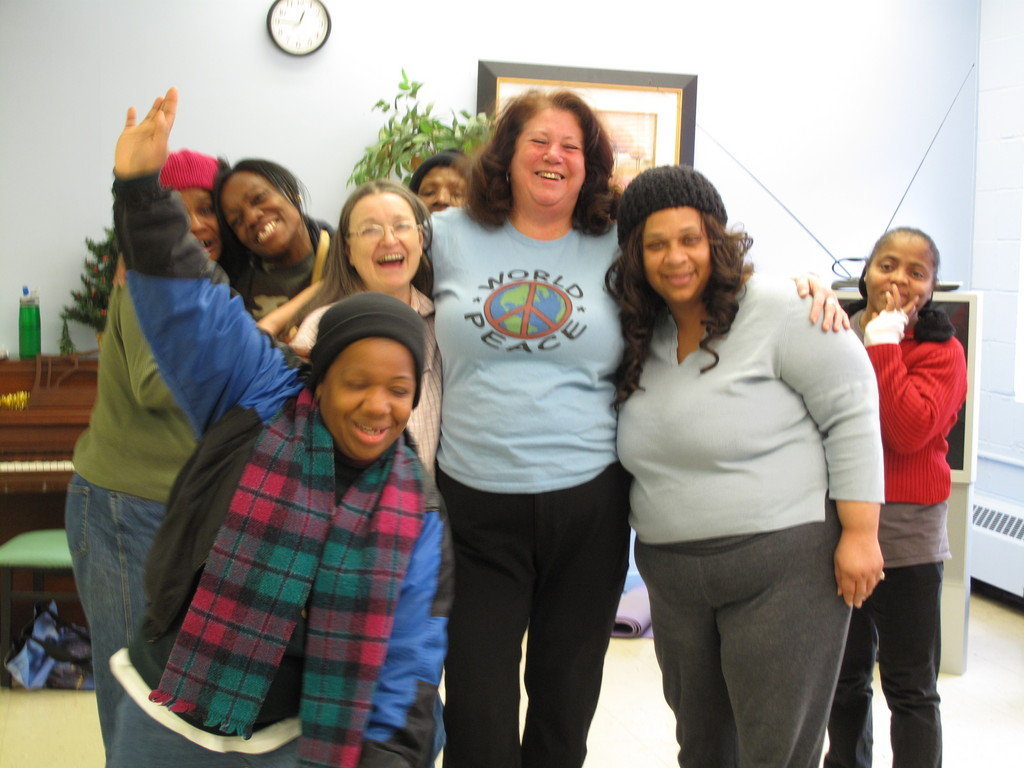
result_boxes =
[1,591,1021,767]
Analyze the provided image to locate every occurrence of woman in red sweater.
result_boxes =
[825,227,967,768]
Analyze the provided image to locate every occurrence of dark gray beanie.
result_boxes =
[309,292,425,405]
[409,150,465,194]
[616,165,728,248]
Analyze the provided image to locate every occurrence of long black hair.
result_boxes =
[213,158,319,285]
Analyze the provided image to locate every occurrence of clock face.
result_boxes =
[267,0,331,56]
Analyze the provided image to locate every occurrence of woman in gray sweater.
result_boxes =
[606,165,886,768]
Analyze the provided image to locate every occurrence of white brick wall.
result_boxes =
[974,0,1024,499]
[974,188,1023,241]
[971,240,1019,290]
[981,340,1016,394]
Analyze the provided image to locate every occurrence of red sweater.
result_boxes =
[866,332,967,504]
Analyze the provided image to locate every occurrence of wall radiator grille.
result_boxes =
[970,499,1024,597]
[972,505,1024,541]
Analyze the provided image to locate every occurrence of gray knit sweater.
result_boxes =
[618,274,884,544]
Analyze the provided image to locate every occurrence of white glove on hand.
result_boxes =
[864,308,908,346]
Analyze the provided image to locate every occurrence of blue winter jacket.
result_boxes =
[114,173,451,767]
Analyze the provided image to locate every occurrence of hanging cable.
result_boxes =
[884,63,976,233]
[696,61,977,281]
[697,124,839,267]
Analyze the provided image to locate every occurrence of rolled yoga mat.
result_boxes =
[612,584,653,638]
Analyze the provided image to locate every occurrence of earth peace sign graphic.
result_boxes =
[484,281,573,339]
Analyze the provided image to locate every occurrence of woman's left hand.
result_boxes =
[833,529,885,608]
[794,273,849,332]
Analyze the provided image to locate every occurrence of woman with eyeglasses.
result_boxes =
[289,180,441,473]
[286,182,447,767]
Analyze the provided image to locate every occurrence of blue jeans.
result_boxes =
[64,474,166,758]
[108,695,299,768]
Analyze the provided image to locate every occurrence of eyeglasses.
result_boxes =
[347,221,421,241]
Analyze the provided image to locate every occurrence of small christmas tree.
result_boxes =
[61,228,118,338]
[59,319,75,355]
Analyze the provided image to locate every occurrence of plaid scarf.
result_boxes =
[151,387,424,768]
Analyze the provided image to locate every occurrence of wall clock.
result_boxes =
[267,0,331,56]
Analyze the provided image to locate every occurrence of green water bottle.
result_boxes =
[18,286,41,360]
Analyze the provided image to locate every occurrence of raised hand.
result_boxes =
[114,87,178,180]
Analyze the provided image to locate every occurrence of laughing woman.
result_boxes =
[430,90,849,768]
[288,181,441,473]
[215,158,332,319]
[107,88,449,768]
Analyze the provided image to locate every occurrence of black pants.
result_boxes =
[825,562,944,768]
[438,463,630,768]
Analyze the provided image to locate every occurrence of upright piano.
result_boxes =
[0,356,98,540]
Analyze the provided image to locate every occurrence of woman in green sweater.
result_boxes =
[66,148,224,758]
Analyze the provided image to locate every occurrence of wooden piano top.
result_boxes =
[0,356,98,494]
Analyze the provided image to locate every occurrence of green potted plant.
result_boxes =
[349,70,492,186]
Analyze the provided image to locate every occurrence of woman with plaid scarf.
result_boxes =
[104,88,451,768]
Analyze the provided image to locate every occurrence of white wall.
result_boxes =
[974,0,1024,505]
[0,0,978,355]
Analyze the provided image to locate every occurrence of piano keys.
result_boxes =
[0,461,78,494]
[0,356,97,536]
[0,355,97,630]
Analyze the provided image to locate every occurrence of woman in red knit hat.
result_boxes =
[825,227,968,768]
[66,148,226,758]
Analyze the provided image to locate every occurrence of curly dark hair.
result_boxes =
[606,211,754,407]
[465,89,618,235]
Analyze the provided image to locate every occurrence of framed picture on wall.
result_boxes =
[838,290,980,483]
[477,61,697,190]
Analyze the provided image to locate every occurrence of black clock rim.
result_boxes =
[266,0,332,57]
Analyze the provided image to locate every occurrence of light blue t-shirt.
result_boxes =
[431,209,623,493]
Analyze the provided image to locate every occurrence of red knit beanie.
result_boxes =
[159,149,219,192]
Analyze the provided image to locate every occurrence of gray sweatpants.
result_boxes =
[636,510,851,768]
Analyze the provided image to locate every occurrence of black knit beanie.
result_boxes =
[409,150,465,194]
[617,165,728,248]
[309,292,425,404]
